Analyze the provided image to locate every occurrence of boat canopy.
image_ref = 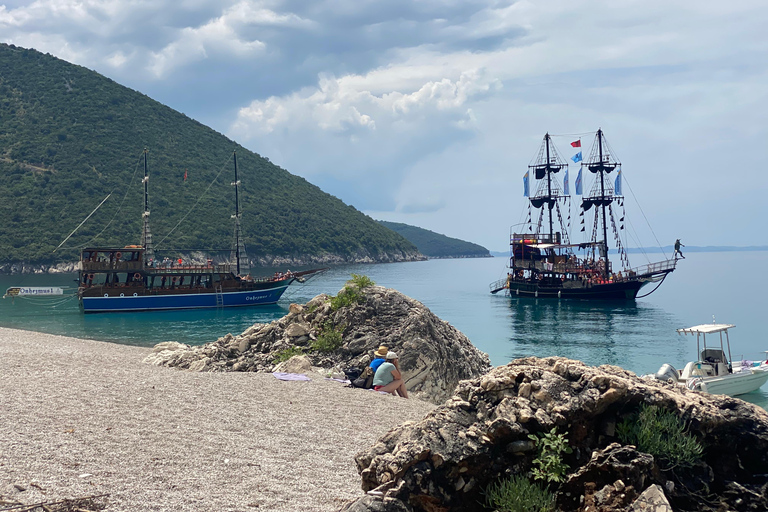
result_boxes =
[677,323,735,335]
[512,240,600,250]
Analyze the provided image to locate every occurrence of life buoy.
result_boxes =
[115,252,122,260]
[120,293,124,297]
[104,294,109,297]
[88,274,94,280]
[133,293,138,297]
[134,273,141,280]
[172,276,178,283]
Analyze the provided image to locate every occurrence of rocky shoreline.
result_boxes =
[342,357,768,511]
[4,281,768,512]
[146,284,492,405]
[0,250,426,275]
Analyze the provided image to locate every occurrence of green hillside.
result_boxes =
[0,44,419,267]
[377,221,490,258]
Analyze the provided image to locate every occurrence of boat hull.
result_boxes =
[506,279,646,300]
[692,370,768,397]
[80,285,290,313]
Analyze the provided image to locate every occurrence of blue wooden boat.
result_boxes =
[77,150,325,313]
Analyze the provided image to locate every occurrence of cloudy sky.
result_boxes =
[2,0,766,253]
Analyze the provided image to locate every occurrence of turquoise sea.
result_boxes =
[1,251,766,407]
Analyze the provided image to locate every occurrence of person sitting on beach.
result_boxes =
[372,351,409,398]
[369,345,389,373]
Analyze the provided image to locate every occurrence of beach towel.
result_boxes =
[272,372,311,381]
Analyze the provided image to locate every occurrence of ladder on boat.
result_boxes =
[215,285,224,307]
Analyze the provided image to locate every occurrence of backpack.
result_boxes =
[349,366,375,389]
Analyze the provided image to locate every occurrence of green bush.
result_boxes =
[328,274,374,311]
[484,474,554,512]
[616,404,703,469]
[311,323,343,352]
[329,286,363,311]
[529,428,572,483]
[273,346,304,363]
[347,273,375,289]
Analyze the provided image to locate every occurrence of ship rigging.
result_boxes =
[490,129,677,300]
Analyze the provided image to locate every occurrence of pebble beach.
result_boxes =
[0,327,436,511]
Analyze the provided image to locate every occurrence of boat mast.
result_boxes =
[597,129,609,276]
[545,133,554,239]
[141,148,153,264]
[230,150,248,275]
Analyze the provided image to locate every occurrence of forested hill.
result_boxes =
[0,44,420,268]
[377,221,490,258]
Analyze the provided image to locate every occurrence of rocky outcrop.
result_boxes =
[342,357,768,511]
[145,285,491,404]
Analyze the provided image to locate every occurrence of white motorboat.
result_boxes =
[650,322,768,396]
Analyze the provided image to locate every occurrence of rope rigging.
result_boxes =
[154,151,235,250]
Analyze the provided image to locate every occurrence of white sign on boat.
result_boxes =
[3,286,65,298]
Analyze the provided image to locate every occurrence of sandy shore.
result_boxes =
[0,327,436,511]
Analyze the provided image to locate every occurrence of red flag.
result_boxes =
[184,169,188,181]
[571,140,581,148]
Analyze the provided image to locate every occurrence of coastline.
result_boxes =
[0,327,435,511]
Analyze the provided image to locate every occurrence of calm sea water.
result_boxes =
[1,251,766,407]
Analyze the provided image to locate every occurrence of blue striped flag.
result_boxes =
[575,169,583,195]
[523,171,530,197]
[563,168,570,195]
[615,170,622,195]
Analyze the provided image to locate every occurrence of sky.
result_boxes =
[2,0,767,253]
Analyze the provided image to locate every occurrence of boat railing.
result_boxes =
[148,264,233,274]
[489,277,509,293]
[511,233,561,244]
[81,261,143,272]
[628,259,676,277]
[517,260,611,275]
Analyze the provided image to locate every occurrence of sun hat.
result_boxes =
[374,345,389,358]
[385,351,399,360]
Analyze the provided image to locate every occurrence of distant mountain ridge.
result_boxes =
[377,221,490,259]
[0,44,421,270]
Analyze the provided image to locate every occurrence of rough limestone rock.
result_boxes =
[341,357,768,512]
[272,354,316,375]
[630,484,673,512]
[144,285,491,404]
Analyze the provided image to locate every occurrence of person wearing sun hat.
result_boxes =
[372,351,409,398]
[369,345,389,372]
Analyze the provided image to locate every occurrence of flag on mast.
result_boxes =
[614,170,622,195]
[575,168,583,195]
[523,171,530,197]
[571,140,581,148]
[571,151,582,163]
[563,168,570,195]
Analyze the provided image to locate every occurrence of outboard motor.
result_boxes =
[654,363,679,383]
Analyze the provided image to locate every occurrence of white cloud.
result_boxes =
[0,0,766,247]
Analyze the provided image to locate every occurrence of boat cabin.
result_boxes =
[677,323,735,378]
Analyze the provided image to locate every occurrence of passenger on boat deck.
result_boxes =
[369,345,389,372]
[372,351,408,398]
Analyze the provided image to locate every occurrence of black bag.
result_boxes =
[344,367,362,381]
[350,366,375,389]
